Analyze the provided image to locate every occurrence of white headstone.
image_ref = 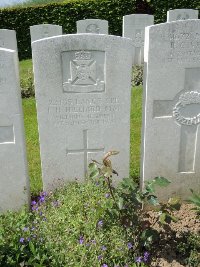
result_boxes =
[30,24,62,43]
[167,9,198,22]
[77,19,108,34]
[141,20,200,200]
[0,48,30,212]
[123,14,154,65]
[0,29,18,51]
[32,34,132,191]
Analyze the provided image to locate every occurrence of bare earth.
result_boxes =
[146,204,200,267]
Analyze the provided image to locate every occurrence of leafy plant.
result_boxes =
[187,189,200,215]
[89,151,181,253]
[132,65,143,87]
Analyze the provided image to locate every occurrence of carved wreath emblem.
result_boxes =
[173,91,200,126]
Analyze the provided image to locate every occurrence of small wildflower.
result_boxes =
[79,236,84,244]
[19,237,24,243]
[27,237,31,242]
[39,196,45,203]
[101,245,107,251]
[97,220,103,227]
[31,200,37,205]
[102,264,108,267]
[23,227,29,232]
[143,251,150,262]
[98,255,103,261]
[135,256,143,263]
[127,242,133,249]
[96,182,100,186]
[105,193,110,198]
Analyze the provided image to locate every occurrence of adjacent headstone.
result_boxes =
[0,29,18,51]
[141,20,200,200]
[32,34,132,191]
[167,9,198,22]
[123,14,154,65]
[0,48,30,212]
[77,19,108,34]
[30,24,62,43]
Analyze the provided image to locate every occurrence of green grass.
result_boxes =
[19,59,143,194]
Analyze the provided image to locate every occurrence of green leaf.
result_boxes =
[147,195,159,206]
[159,213,167,224]
[153,177,171,187]
[88,162,98,172]
[168,197,181,210]
[145,182,155,193]
[118,197,124,210]
[89,169,99,179]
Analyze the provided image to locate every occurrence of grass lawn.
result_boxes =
[20,59,143,195]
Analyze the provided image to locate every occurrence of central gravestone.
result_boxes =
[32,34,132,190]
[76,19,108,34]
[141,20,200,200]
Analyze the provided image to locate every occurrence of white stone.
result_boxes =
[141,20,200,201]
[0,48,30,212]
[123,14,154,65]
[77,19,108,34]
[167,9,198,22]
[0,29,18,51]
[30,24,62,42]
[32,34,132,191]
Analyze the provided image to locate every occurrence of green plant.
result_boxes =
[89,151,181,252]
[187,189,200,215]
[20,69,35,98]
[132,65,143,87]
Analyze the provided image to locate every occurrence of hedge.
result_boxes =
[0,0,199,60]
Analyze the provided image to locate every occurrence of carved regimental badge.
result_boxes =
[63,50,105,93]
[173,91,200,126]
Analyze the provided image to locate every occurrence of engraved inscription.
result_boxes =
[173,91,200,126]
[66,129,104,174]
[62,50,105,93]
[176,13,189,20]
[48,97,120,126]
[86,24,100,34]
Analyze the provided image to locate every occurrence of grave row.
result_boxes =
[0,11,200,212]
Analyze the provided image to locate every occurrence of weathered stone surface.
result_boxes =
[77,19,108,34]
[167,9,198,22]
[0,29,18,51]
[32,34,132,191]
[123,14,154,65]
[30,24,62,42]
[141,20,200,200]
[0,48,30,212]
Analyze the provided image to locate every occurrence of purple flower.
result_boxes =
[102,264,108,267]
[98,220,103,227]
[96,182,100,186]
[40,191,47,197]
[101,245,107,251]
[23,227,29,232]
[19,237,24,243]
[135,256,143,263]
[105,193,110,198]
[143,251,150,262]
[124,265,129,267]
[79,236,84,244]
[127,242,133,249]
[27,237,31,242]
[39,196,45,203]
[52,200,59,207]
[31,200,37,205]
[31,206,38,211]
[98,255,103,261]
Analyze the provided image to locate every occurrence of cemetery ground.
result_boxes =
[0,60,199,266]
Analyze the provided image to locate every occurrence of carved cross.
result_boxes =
[153,68,200,173]
[66,129,104,175]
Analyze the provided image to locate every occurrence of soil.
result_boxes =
[145,204,200,267]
